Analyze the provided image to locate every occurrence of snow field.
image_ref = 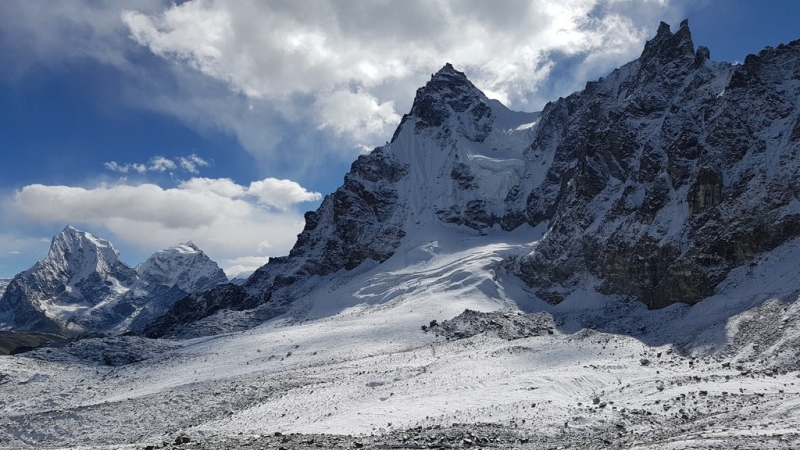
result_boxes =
[1,229,800,448]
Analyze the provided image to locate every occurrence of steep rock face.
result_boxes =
[0,227,137,334]
[148,20,800,336]
[145,64,540,337]
[0,227,227,335]
[514,20,800,308]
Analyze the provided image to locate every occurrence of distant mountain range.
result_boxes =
[0,226,227,336]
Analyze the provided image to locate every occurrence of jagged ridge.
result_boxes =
[146,20,800,337]
[515,20,800,307]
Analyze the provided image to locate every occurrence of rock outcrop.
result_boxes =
[514,21,800,308]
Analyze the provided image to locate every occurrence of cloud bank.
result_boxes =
[118,0,678,157]
[0,0,684,170]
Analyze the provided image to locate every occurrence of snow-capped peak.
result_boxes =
[136,242,228,293]
[0,227,227,335]
[44,225,124,283]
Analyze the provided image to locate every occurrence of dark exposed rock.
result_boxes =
[513,23,800,308]
[434,309,555,341]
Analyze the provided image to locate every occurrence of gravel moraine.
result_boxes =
[140,422,800,450]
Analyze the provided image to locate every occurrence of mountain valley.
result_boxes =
[1,20,800,449]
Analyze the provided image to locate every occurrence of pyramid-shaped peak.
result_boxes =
[425,63,474,91]
[57,225,84,241]
[51,226,114,253]
[44,226,123,278]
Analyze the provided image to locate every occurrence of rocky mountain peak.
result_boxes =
[430,62,467,83]
[640,19,696,66]
[45,226,125,282]
[0,228,228,335]
[395,62,493,142]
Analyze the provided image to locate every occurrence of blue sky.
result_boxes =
[1,0,799,278]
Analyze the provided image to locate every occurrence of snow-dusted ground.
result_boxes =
[2,227,800,448]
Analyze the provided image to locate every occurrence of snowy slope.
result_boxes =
[2,230,800,448]
[0,227,227,335]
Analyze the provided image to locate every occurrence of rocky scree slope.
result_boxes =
[147,20,800,336]
[0,226,227,335]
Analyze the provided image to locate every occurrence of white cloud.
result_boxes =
[148,156,177,172]
[178,154,210,173]
[176,177,322,210]
[221,255,270,279]
[119,0,682,151]
[105,154,208,174]
[0,1,685,172]
[178,177,244,198]
[9,177,322,274]
[245,178,322,210]
[104,161,131,173]
[315,89,401,144]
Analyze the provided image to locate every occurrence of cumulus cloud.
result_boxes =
[119,0,682,151]
[177,177,322,210]
[245,178,322,210]
[1,1,685,171]
[10,177,322,275]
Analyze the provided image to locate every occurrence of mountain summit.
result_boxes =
[0,227,227,335]
[146,21,800,336]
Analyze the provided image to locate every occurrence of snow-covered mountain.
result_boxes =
[512,20,800,308]
[4,21,800,449]
[143,63,540,337]
[0,226,227,335]
[146,20,800,338]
